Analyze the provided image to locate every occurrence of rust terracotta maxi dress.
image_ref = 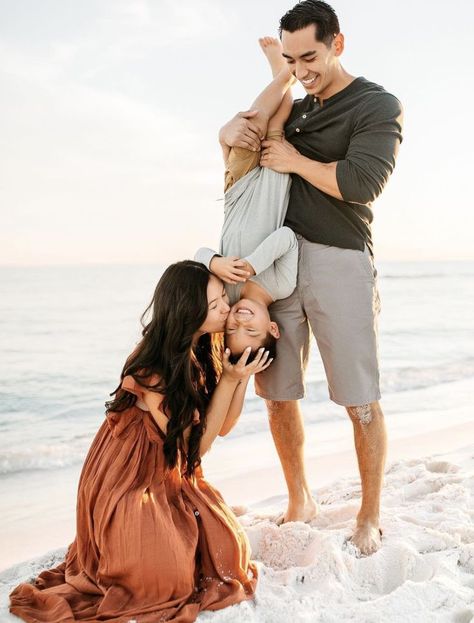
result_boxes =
[10,376,257,622]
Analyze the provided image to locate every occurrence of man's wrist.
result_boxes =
[291,152,310,176]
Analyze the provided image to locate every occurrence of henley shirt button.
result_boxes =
[194,510,200,517]
[302,114,307,119]
[295,128,301,133]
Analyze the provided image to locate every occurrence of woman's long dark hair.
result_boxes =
[105,260,223,476]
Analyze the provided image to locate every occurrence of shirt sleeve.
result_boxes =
[245,226,297,285]
[194,247,220,270]
[336,92,404,205]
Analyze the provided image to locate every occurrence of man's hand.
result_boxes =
[210,255,253,285]
[219,110,263,152]
[260,138,302,173]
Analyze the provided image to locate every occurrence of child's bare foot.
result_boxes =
[258,36,286,77]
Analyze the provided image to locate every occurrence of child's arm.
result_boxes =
[219,69,294,164]
[244,226,297,281]
[247,68,294,139]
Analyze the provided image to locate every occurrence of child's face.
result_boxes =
[225,298,278,355]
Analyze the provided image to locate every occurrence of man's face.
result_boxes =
[281,24,343,100]
[225,298,279,355]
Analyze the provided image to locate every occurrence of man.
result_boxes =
[219,0,403,555]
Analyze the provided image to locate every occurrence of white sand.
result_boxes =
[1,436,473,623]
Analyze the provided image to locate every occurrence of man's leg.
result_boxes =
[254,257,317,524]
[266,399,317,523]
[299,239,384,554]
[347,400,387,554]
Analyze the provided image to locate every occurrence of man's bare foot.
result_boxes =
[350,522,382,555]
[258,36,287,78]
[275,496,319,526]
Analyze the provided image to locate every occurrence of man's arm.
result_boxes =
[335,94,403,204]
[260,140,342,199]
[260,93,404,204]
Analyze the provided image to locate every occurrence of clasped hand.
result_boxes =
[210,256,255,285]
[260,138,300,173]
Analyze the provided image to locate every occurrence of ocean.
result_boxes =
[1,261,473,571]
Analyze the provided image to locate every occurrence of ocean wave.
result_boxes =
[0,443,87,476]
[381,358,474,393]
[230,358,474,438]
[380,273,474,280]
[2,359,473,474]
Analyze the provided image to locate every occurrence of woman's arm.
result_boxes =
[142,378,243,451]
[141,351,270,455]
[200,348,270,455]
[219,377,250,437]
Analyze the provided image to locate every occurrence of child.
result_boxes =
[196,38,296,361]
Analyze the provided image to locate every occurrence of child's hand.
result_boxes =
[222,347,272,382]
[210,255,252,284]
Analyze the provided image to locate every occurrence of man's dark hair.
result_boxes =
[227,332,278,365]
[279,0,340,46]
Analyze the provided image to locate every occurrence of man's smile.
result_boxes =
[301,74,318,87]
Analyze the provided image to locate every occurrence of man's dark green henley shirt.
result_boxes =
[284,76,403,253]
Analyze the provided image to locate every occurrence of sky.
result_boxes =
[0,0,473,265]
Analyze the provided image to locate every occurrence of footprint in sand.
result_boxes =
[425,460,460,473]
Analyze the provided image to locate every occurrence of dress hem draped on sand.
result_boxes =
[10,376,257,622]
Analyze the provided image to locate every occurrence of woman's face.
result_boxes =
[197,275,230,334]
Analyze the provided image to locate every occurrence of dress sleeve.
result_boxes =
[121,375,144,399]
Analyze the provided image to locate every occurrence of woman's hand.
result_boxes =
[260,138,302,173]
[222,346,272,383]
[210,256,253,284]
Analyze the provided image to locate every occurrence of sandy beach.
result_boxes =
[2,415,473,622]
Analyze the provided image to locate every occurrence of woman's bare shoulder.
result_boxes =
[140,373,169,433]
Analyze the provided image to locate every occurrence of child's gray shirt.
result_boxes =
[195,166,297,305]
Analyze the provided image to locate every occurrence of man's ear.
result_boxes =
[333,32,344,57]
[269,321,280,339]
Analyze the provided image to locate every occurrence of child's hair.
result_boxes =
[227,332,277,365]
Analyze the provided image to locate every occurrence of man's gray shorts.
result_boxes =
[255,236,381,406]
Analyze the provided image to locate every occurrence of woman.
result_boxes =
[10,260,270,623]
